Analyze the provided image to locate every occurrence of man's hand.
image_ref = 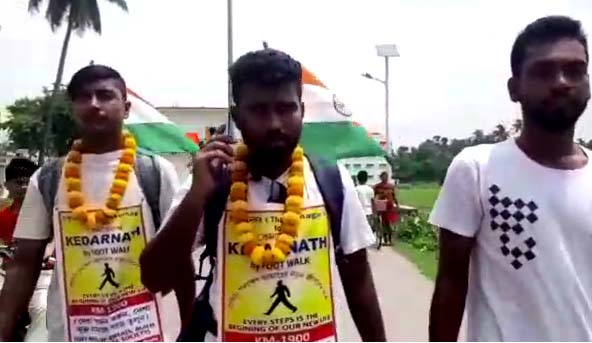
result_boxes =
[0,239,47,341]
[190,124,234,199]
[339,249,386,341]
[429,229,473,342]
[140,124,234,293]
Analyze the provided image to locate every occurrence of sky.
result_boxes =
[1,0,592,147]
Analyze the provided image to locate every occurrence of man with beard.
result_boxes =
[140,49,385,341]
[429,16,591,341]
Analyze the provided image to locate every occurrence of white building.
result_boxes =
[339,156,391,185]
[157,106,228,142]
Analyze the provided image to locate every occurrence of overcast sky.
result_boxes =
[1,0,591,147]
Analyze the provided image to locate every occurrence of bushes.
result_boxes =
[396,215,439,252]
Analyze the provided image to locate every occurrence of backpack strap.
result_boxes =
[306,154,344,256]
[38,158,65,238]
[134,153,162,230]
[199,169,231,272]
[188,169,230,338]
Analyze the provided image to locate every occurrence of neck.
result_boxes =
[80,133,122,154]
[249,153,293,180]
[517,123,577,160]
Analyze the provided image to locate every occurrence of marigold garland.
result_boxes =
[65,131,137,230]
[231,144,305,266]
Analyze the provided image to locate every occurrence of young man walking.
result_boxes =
[0,65,181,341]
[141,49,385,342]
[355,170,375,227]
[429,16,592,341]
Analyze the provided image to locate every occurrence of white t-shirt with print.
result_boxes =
[167,159,375,341]
[430,139,592,341]
[355,184,374,216]
[13,151,181,341]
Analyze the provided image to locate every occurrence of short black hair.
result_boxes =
[229,49,302,105]
[357,170,368,184]
[511,15,588,76]
[5,158,38,182]
[67,64,127,100]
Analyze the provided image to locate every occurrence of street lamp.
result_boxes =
[362,44,399,152]
[226,0,235,138]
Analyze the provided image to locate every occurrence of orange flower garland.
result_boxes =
[231,144,305,266]
[65,131,137,230]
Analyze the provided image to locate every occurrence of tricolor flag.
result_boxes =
[300,68,385,161]
[124,90,199,154]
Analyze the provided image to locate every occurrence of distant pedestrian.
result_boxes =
[374,172,400,246]
[355,171,375,227]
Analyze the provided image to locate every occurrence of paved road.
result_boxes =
[368,247,467,342]
[369,248,434,341]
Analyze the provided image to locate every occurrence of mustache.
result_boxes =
[264,130,289,140]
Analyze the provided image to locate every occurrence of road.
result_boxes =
[368,248,435,341]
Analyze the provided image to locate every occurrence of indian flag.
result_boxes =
[124,90,198,154]
[300,67,384,161]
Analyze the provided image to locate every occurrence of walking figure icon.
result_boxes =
[99,263,120,290]
[265,280,297,315]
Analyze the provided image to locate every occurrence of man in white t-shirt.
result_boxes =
[0,65,181,341]
[429,16,592,341]
[141,49,385,341]
[355,170,374,221]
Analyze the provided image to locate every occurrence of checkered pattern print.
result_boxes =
[488,184,538,270]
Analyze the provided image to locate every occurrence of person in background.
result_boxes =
[355,171,375,228]
[374,171,399,246]
[0,157,54,342]
[429,16,592,341]
[0,158,38,245]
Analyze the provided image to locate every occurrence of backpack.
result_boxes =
[37,152,162,234]
[177,154,344,341]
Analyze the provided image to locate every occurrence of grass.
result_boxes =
[397,182,440,215]
[393,182,441,280]
[393,241,438,280]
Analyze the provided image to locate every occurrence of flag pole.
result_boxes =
[226,0,235,138]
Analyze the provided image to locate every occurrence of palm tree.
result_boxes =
[492,124,510,142]
[28,0,129,162]
[512,119,523,134]
[472,129,485,144]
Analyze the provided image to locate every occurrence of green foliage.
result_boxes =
[396,215,438,252]
[389,119,592,185]
[389,120,523,184]
[28,0,129,34]
[393,241,438,280]
[2,88,75,157]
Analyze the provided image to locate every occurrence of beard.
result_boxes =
[248,137,300,164]
[523,97,588,133]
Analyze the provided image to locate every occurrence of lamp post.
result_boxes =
[362,44,399,152]
[226,0,235,138]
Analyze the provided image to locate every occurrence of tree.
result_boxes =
[471,129,486,144]
[2,88,75,158]
[28,0,128,162]
[512,119,523,134]
[492,124,510,141]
